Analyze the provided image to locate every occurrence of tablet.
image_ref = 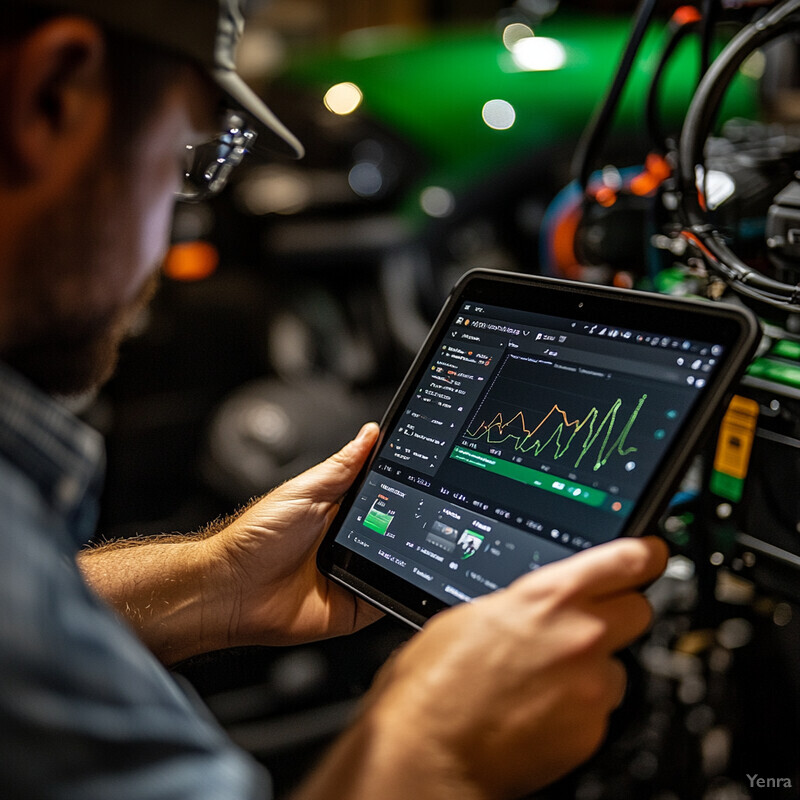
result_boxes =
[317,269,760,628]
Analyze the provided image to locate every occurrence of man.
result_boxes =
[0,1,668,798]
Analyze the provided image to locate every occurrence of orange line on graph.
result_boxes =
[471,406,578,440]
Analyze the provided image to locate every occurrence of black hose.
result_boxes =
[699,0,718,77]
[678,0,800,307]
[645,16,701,150]
[572,0,661,189]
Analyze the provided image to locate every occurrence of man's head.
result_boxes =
[0,1,298,396]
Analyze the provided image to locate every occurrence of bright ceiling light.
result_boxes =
[323,82,364,115]
[502,22,534,50]
[482,99,516,131]
[511,36,567,71]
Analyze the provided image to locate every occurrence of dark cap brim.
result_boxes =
[212,67,304,160]
[14,0,304,160]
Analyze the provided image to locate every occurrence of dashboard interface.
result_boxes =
[333,299,726,607]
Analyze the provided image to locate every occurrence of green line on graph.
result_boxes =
[465,395,647,471]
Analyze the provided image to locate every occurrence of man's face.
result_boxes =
[4,70,215,397]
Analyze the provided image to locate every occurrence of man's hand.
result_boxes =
[293,535,669,800]
[206,422,384,648]
[80,423,383,664]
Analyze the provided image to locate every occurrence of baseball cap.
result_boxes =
[13,0,304,159]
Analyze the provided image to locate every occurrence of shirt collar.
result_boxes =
[0,362,105,544]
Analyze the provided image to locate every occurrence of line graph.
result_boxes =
[464,394,647,472]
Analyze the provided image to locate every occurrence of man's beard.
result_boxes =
[1,145,167,399]
[3,271,160,397]
[3,273,159,397]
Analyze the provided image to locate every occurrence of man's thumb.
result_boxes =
[277,422,379,502]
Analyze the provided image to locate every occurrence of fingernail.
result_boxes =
[356,422,379,441]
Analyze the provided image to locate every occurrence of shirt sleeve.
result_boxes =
[0,475,272,800]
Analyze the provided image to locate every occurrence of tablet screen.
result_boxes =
[320,271,758,622]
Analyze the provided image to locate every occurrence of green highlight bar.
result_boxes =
[450,446,608,508]
[364,507,393,535]
[746,357,800,389]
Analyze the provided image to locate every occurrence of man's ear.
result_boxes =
[3,16,109,189]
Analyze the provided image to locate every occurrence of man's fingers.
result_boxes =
[593,590,655,653]
[517,536,668,601]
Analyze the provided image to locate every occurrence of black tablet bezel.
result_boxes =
[317,269,761,628]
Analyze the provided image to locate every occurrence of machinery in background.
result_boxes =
[540,0,800,600]
[533,3,800,796]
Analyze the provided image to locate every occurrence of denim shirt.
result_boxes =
[0,363,271,799]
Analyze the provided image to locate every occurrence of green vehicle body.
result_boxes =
[280,13,760,227]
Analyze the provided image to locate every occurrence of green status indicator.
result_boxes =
[450,445,629,513]
[364,501,394,535]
